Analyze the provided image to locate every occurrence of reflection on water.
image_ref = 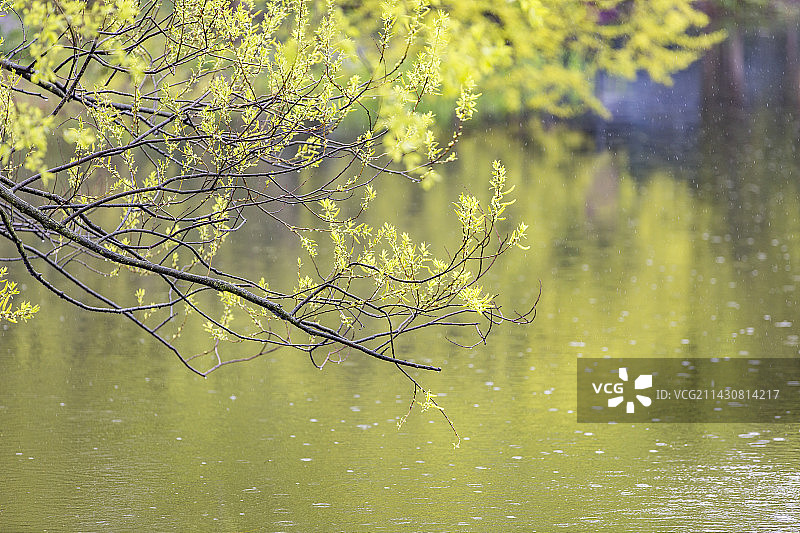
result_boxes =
[4,39,800,533]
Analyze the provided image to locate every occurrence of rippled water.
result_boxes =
[2,346,799,531]
[4,37,800,531]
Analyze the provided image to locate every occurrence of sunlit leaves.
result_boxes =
[0,267,39,324]
[0,0,531,395]
[333,0,723,117]
[290,158,527,329]
[455,77,481,122]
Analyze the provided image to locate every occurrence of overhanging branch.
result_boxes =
[0,182,441,372]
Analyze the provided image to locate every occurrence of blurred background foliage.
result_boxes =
[325,0,727,118]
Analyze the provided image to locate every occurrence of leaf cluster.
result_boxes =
[0,266,38,323]
[0,0,534,390]
[329,0,724,117]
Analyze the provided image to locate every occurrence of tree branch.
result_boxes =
[0,181,441,371]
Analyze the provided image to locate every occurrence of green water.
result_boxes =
[2,105,800,531]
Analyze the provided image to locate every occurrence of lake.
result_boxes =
[3,27,800,532]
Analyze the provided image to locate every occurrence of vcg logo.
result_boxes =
[592,367,653,414]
